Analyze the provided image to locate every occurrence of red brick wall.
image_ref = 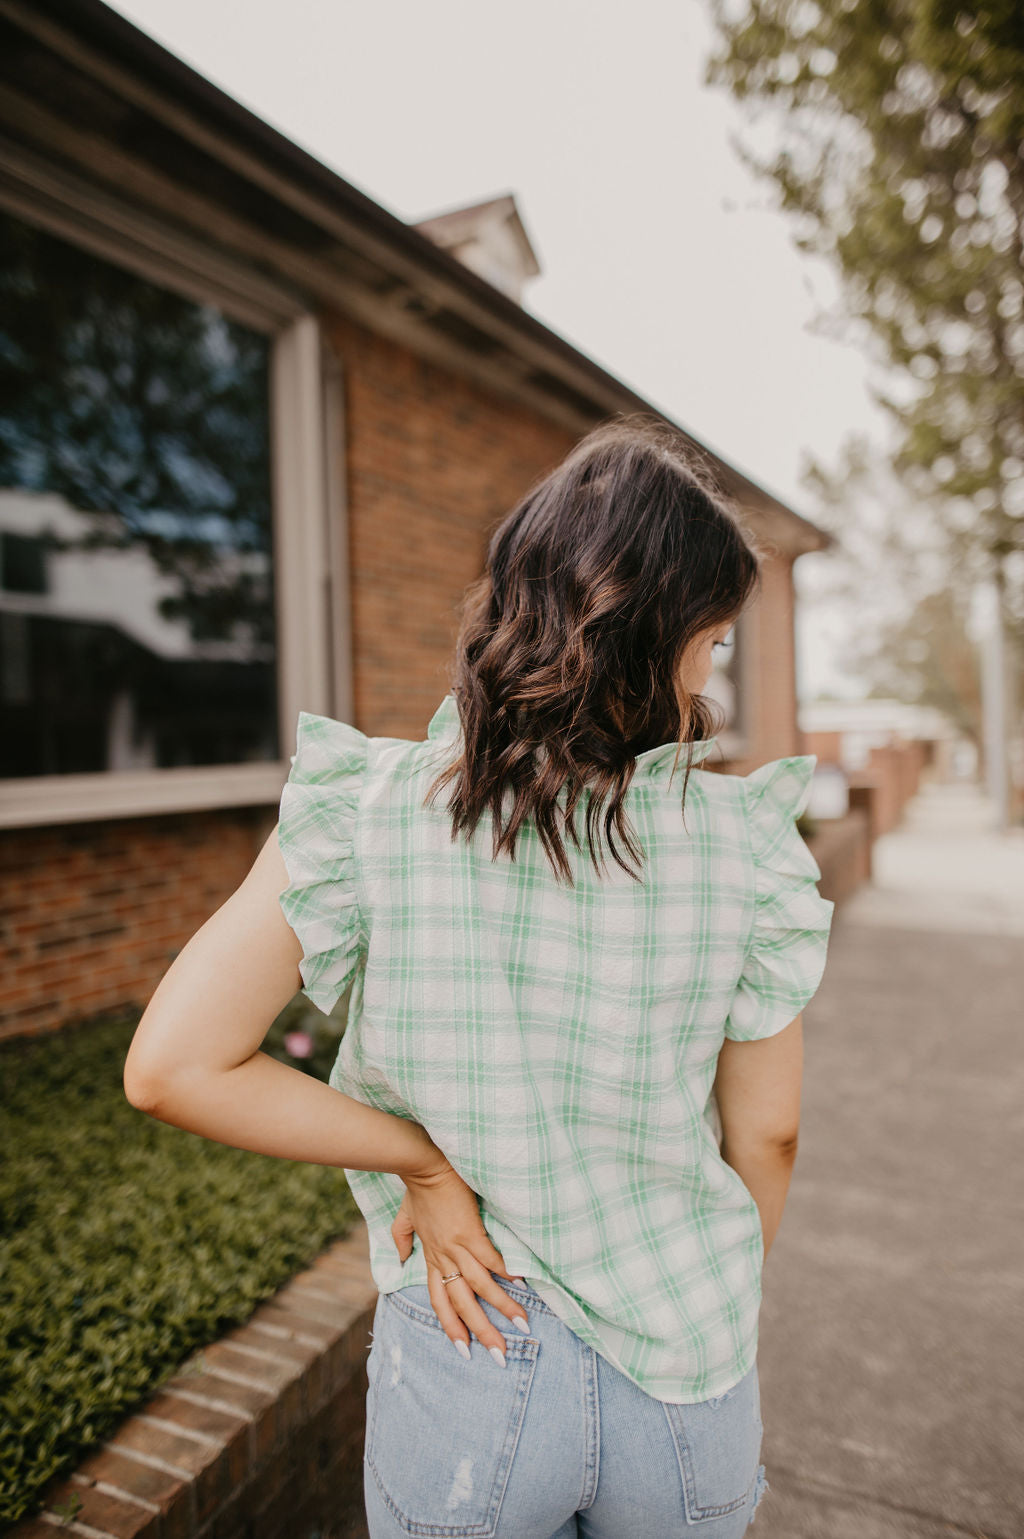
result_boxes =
[803,729,843,766]
[328,311,576,740]
[850,740,929,837]
[0,810,268,1042]
[807,809,873,906]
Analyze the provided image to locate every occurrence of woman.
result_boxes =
[124,413,834,1537]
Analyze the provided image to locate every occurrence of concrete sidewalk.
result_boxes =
[754,778,1024,1538]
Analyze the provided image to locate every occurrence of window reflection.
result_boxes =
[0,207,278,778]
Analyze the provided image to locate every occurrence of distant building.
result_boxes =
[800,698,965,776]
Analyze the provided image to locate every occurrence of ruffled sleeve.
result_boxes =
[277,711,369,1015]
[723,756,835,1042]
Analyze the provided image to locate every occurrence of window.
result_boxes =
[0,188,339,828]
[0,207,277,778]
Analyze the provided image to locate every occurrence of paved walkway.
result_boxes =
[753,777,1024,1539]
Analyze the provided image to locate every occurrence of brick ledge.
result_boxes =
[9,1221,377,1539]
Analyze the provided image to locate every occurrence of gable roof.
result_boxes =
[0,0,833,554]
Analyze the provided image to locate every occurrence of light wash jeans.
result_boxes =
[363,1272,769,1538]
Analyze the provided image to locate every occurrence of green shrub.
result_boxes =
[0,1003,360,1529]
[796,810,819,839]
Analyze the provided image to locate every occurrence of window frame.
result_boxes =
[0,157,340,828]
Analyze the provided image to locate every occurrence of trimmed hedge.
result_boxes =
[0,1003,359,1530]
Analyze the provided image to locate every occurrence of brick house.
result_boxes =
[0,0,832,1042]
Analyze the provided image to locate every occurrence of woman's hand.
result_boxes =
[391,1156,532,1362]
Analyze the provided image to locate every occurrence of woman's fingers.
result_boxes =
[426,1265,479,1357]
[426,1252,531,1363]
[475,1232,518,1283]
[390,1199,414,1263]
[440,1278,513,1364]
[450,1248,532,1333]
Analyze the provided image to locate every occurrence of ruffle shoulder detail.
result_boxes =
[724,755,835,1042]
[277,711,369,1015]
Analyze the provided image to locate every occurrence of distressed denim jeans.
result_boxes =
[363,1273,769,1538]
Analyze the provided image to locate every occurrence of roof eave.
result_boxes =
[1,0,833,553]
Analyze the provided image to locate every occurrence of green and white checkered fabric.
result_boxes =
[277,693,834,1403]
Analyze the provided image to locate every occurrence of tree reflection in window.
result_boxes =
[0,207,278,777]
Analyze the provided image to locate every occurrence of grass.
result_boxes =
[0,1003,359,1530]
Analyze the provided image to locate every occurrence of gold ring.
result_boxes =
[440,1270,462,1285]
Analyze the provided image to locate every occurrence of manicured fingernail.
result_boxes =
[454,1339,471,1361]
[489,1344,506,1367]
[511,1276,525,1285]
[511,1315,530,1334]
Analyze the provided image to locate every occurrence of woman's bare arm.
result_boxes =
[123,823,529,1356]
[713,1015,804,1259]
[121,825,444,1182]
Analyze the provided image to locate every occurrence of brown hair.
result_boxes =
[425,413,762,884]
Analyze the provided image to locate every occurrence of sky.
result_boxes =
[108,0,890,700]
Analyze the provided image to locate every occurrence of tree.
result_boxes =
[704,0,1024,647]
[799,434,984,736]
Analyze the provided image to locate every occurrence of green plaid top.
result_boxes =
[277,693,834,1402]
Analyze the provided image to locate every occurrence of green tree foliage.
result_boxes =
[802,434,985,735]
[705,0,1024,642]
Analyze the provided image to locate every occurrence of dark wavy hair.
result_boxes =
[424,413,762,884]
